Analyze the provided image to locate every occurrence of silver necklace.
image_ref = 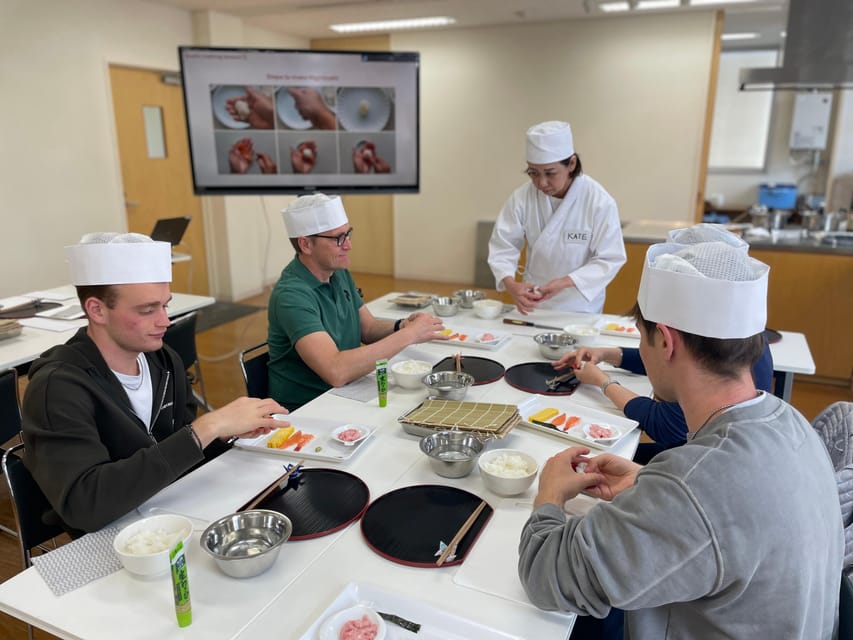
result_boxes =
[688,391,760,441]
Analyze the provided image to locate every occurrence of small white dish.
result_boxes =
[582,422,621,442]
[331,424,369,447]
[563,323,600,347]
[318,603,386,640]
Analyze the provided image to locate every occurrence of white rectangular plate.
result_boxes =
[595,316,640,339]
[234,416,375,462]
[517,396,638,450]
[432,325,512,350]
[299,581,524,640]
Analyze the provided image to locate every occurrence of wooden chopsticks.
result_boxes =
[241,461,304,511]
[436,500,487,566]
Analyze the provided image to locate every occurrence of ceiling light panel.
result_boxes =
[330,16,456,33]
[690,0,759,6]
[599,2,631,12]
[637,0,680,9]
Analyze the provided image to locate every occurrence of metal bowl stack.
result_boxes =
[200,510,292,578]
[452,289,485,309]
[421,371,474,400]
[533,332,577,360]
[432,295,462,316]
[419,430,485,478]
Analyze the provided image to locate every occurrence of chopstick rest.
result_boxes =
[435,500,487,566]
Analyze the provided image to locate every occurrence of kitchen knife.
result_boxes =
[502,318,564,330]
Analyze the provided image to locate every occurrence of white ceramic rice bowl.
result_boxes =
[113,514,193,577]
[478,449,539,496]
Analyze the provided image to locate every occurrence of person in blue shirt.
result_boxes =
[553,340,773,464]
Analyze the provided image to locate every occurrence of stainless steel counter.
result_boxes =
[620,220,853,256]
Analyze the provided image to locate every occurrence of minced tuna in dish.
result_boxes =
[338,614,379,640]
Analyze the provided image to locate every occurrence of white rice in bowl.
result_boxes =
[481,452,534,478]
[124,527,190,555]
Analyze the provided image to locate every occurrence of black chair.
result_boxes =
[239,342,269,399]
[0,367,24,538]
[841,572,853,639]
[163,311,213,412]
[2,443,64,570]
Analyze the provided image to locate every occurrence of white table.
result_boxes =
[0,285,215,370]
[0,295,650,640]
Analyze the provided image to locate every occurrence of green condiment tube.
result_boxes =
[170,540,192,628]
[376,359,388,407]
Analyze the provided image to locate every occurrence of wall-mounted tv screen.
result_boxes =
[178,46,419,195]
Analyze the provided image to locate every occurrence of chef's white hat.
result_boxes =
[65,232,172,286]
[526,121,574,164]
[281,194,348,238]
[637,241,769,339]
[668,223,748,251]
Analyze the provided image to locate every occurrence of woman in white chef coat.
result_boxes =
[488,121,626,314]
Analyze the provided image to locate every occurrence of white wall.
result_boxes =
[391,12,717,282]
[0,0,194,297]
[0,1,303,299]
[0,3,718,297]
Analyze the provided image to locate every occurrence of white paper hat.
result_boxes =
[281,194,348,238]
[526,121,574,164]
[667,223,749,251]
[65,232,172,286]
[637,241,769,339]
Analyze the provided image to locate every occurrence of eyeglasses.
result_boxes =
[312,228,354,247]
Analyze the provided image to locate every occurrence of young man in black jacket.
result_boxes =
[22,232,287,534]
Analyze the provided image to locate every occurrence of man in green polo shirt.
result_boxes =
[268,194,447,410]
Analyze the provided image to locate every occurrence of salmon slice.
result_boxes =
[293,433,315,452]
[280,429,303,449]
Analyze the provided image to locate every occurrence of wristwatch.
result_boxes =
[600,376,622,394]
[393,318,403,332]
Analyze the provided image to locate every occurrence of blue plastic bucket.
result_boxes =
[758,183,797,210]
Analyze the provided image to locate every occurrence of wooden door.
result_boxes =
[109,65,209,295]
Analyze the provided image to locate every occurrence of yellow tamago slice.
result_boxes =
[528,408,559,423]
[266,426,295,448]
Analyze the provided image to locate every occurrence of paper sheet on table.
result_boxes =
[31,526,122,596]
[26,288,77,302]
[328,346,440,402]
[19,317,87,332]
[452,497,597,608]
[138,449,289,522]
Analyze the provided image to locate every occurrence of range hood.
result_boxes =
[739,0,853,90]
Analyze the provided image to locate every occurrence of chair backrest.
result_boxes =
[163,311,199,371]
[841,572,853,640]
[0,367,23,445]
[2,443,64,568]
[239,342,269,399]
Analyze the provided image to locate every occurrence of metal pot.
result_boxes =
[822,211,844,233]
[749,204,769,229]
[768,209,791,230]
[800,209,821,231]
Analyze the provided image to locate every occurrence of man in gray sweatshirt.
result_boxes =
[518,235,843,638]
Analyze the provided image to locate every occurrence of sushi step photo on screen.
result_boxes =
[212,85,396,176]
